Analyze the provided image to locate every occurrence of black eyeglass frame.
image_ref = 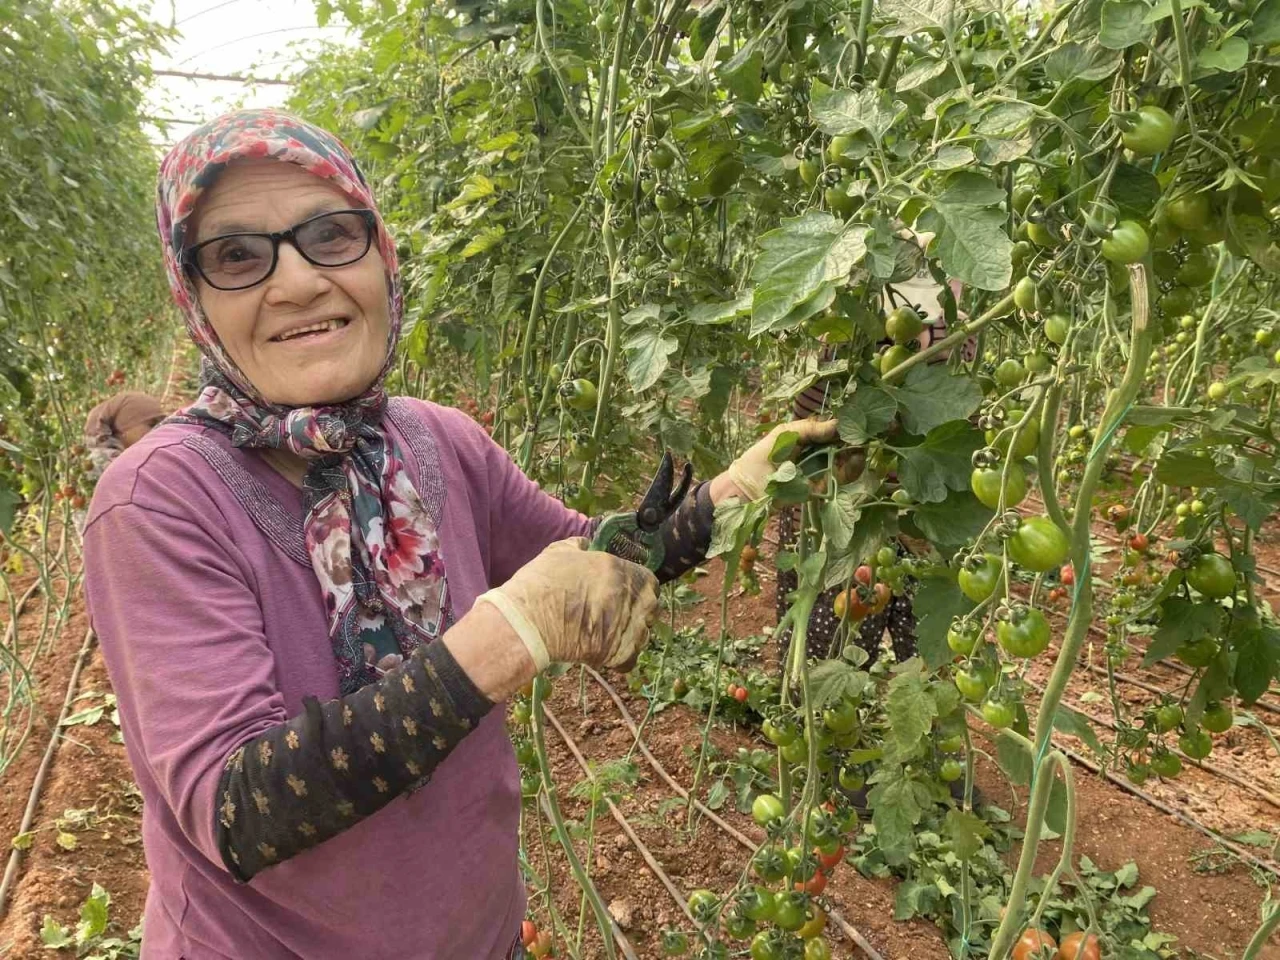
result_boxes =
[182,208,379,291]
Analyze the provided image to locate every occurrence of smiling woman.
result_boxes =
[80,109,834,960]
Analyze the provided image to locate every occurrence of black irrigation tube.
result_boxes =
[1019,673,1280,811]
[0,628,96,921]
[971,716,1280,883]
[584,667,888,960]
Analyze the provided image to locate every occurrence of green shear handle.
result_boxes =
[589,451,692,572]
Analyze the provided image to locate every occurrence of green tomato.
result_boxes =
[981,699,1016,729]
[805,938,832,960]
[1186,552,1235,599]
[996,606,1052,657]
[687,888,719,926]
[987,411,1040,459]
[560,379,598,411]
[1044,313,1070,346]
[1175,636,1219,668]
[1202,702,1233,733]
[1101,220,1150,264]
[661,929,690,956]
[763,717,800,747]
[722,906,756,940]
[1027,221,1057,248]
[939,758,964,782]
[750,930,787,960]
[739,886,777,923]
[1179,727,1213,759]
[1159,285,1197,317]
[880,344,912,374]
[885,306,924,344]
[937,733,965,753]
[970,464,1028,510]
[994,358,1025,388]
[1008,516,1070,572]
[1126,761,1151,785]
[1120,105,1176,156]
[1025,351,1051,374]
[1166,192,1211,232]
[753,845,788,883]
[1178,250,1216,287]
[1012,183,1036,215]
[780,737,808,765]
[798,158,821,187]
[838,765,865,791]
[822,697,859,734]
[752,793,785,827]
[1150,750,1183,778]
[955,667,991,702]
[1153,704,1184,734]
[1014,276,1038,312]
[771,891,809,932]
[1207,381,1228,402]
[958,553,1001,603]
[947,621,981,656]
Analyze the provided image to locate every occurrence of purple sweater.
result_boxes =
[83,398,590,960]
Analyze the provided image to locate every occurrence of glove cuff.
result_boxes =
[474,589,550,672]
[725,460,766,502]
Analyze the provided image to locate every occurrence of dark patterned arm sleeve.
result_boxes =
[215,640,492,882]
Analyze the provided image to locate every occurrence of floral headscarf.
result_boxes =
[158,109,449,695]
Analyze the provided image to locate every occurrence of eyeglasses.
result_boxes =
[183,208,378,291]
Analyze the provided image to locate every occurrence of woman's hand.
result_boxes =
[474,537,660,676]
[713,417,839,503]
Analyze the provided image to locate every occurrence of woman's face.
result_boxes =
[189,159,391,407]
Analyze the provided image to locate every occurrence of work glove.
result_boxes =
[724,418,840,502]
[475,538,659,673]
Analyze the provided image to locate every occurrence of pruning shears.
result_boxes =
[590,451,692,572]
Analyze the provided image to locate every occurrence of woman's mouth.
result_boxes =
[271,317,351,343]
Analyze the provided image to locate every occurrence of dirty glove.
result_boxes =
[723,418,840,501]
[475,538,660,673]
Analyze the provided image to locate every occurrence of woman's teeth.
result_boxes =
[276,318,348,341]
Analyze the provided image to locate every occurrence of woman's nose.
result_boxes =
[264,240,331,305]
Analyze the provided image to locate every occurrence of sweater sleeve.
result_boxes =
[83,501,492,883]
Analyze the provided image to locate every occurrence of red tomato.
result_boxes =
[1012,929,1057,960]
[816,845,844,871]
[521,921,538,948]
[854,564,874,585]
[734,686,749,703]
[794,870,828,895]
[1129,532,1149,551]
[1056,932,1100,960]
[1060,563,1075,586]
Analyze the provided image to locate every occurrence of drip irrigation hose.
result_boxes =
[0,628,95,921]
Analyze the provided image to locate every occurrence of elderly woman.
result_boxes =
[82,110,832,960]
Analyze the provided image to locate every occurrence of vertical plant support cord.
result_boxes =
[987,262,1154,960]
[1036,382,1071,535]
[582,0,635,491]
[685,573,734,831]
[530,676,619,960]
[854,0,875,77]
[0,628,94,922]
[534,0,593,146]
[517,197,590,473]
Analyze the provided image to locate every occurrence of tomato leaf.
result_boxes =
[750,213,869,334]
[896,57,949,91]
[1232,624,1280,705]
[867,771,927,865]
[882,363,983,436]
[915,172,1014,291]
[908,491,994,556]
[820,488,861,550]
[944,809,989,861]
[808,660,871,710]
[1198,36,1249,73]
[995,731,1033,786]
[623,328,678,393]
[809,83,906,144]
[913,575,972,671]
[1098,0,1153,48]
[688,2,725,61]
[883,666,938,762]
[1110,163,1163,218]
[1044,42,1123,83]
[879,0,973,38]
[1253,0,1280,43]
[1052,706,1102,754]
[891,421,984,504]
[837,386,898,444]
[1143,597,1221,666]
[76,883,111,945]
[894,878,941,920]
[1154,450,1225,487]
[717,45,763,103]
[0,479,18,538]
[40,916,73,949]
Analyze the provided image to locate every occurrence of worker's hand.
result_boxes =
[475,538,659,673]
[720,418,840,502]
